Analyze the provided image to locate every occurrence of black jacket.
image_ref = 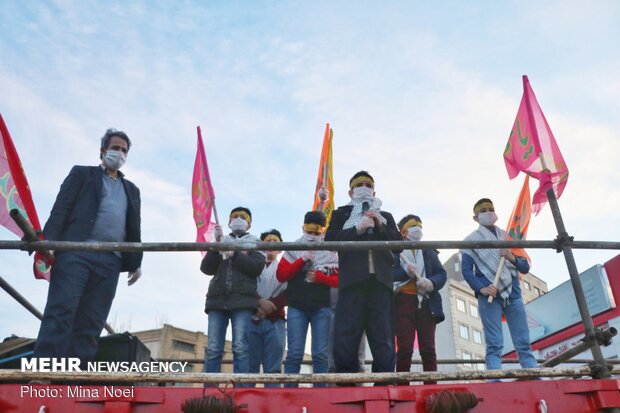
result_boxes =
[201,240,266,313]
[43,165,142,272]
[392,249,447,323]
[325,205,402,291]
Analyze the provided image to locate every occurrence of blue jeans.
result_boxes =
[34,251,121,365]
[478,295,537,370]
[249,318,286,387]
[284,306,331,387]
[205,309,252,375]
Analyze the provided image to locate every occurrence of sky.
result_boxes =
[1,0,620,340]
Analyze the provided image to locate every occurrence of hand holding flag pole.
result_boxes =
[317,162,328,212]
[487,257,506,303]
[9,209,54,263]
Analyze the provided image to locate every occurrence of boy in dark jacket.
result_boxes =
[392,214,447,377]
[277,211,338,387]
[201,207,266,376]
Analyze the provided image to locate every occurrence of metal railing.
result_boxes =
[2,186,620,383]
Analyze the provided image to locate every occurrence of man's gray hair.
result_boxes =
[100,128,131,151]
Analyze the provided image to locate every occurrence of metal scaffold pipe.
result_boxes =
[1,239,620,253]
[546,188,613,379]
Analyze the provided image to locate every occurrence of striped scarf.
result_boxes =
[461,225,516,300]
[282,236,339,273]
[257,259,286,299]
[396,249,427,306]
[342,197,387,230]
[223,232,266,256]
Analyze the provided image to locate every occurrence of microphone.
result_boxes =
[362,201,373,235]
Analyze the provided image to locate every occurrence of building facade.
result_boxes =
[133,323,226,375]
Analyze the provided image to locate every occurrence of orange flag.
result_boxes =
[506,174,532,266]
[312,123,335,225]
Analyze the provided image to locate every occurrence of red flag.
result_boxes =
[503,75,569,214]
[192,126,216,252]
[0,113,50,280]
[505,175,532,266]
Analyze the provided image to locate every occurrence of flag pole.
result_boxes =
[487,257,506,303]
[0,275,44,320]
[545,182,611,379]
[0,274,116,335]
[212,199,220,225]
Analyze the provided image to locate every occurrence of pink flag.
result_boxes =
[0,113,51,280]
[191,126,216,249]
[503,75,569,214]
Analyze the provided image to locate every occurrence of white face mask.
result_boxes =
[266,251,280,262]
[351,186,374,202]
[478,211,498,226]
[229,217,249,234]
[302,233,323,243]
[406,226,423,241]
[103,150,126,170]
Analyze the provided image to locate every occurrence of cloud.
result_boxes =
[1,2,620,338]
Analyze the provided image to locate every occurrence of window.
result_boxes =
[469,303,479,318]
[172,339,196,353]
[462,352,472,368]
[459,324,469,340]
[523,280,531,290]
[534,287,541,296]
[475,354,485,371]
[473,329,483,344]
[456,298,466,313]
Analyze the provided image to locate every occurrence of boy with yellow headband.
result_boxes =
[325,170,402,376]
[392,214,446,379]
[200,206,266,381]
[461,198,536,371]
[248,229,287,387]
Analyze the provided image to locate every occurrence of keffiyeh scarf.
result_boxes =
[283,236,339,273]
[396,249,427,306]
[461,225,516,300]
[223,233,266,257]
[257,260,286,299]
[342,197,387,230]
